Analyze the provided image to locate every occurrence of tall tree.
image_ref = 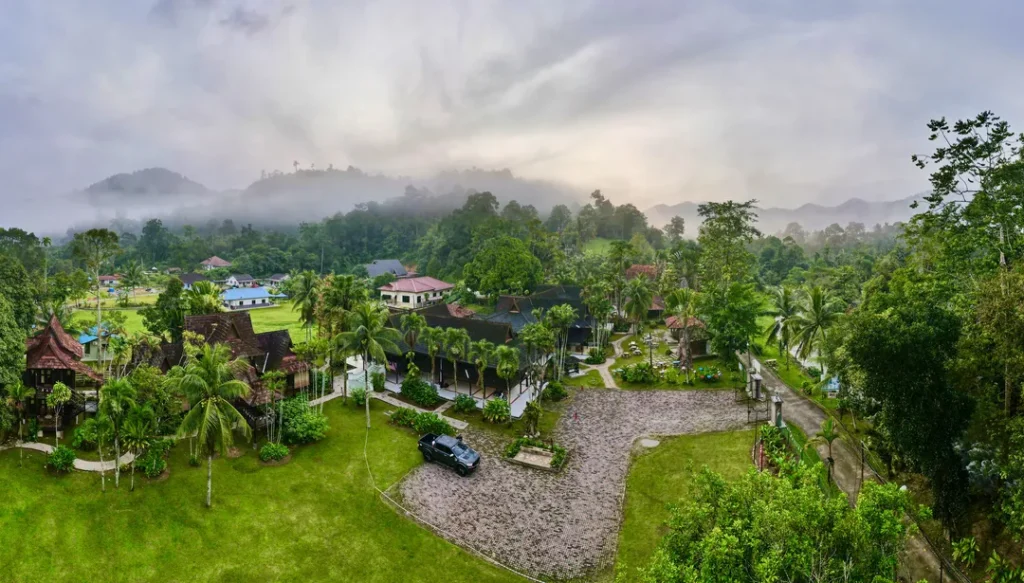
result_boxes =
[4,382,35,466]
[443,328,470,391]
[791,285,843,363]
[469,339,495,397]
[141,278,186,342]
[545,304,578,381]
[697,200,760,289]
[184,281,223,315]
[421,327,444,387]
[493,345,520,400]
[665,215,685,242]
[99,378,137,489]
[122,411,152,492]
[764,286,798,365]
[120,261,145,302]
[290,270,321,342]
[70,229,121,365]
[399,312,427,360]
[167,343,252,509]
[666,288,700,380]
[0,295,24,387]
[335,302,401,428]
[623,277,652,333]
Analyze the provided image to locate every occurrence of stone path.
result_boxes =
[398,389,748,580]
[587,335,631,389]
[753,356,943,583]
[11,441,135,472]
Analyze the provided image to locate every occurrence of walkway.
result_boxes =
[308,374,468,430]
[752,355,942,583]
[587,334,631,389]
[11,441,135,472]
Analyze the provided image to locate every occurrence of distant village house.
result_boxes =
[200,256,231,271]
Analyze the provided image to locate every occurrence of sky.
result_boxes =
[2,0,1023,221]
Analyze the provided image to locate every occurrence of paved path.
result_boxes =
[399,389,749,579]
[373,393,468,430]
[11,441,135,472]
[587,335,631,389]
[753,356,942,583]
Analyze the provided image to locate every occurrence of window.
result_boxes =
[84,342,91,355]
[435,444,450,455]
[382,294,391,301]
[402,295,410,303]
[417,295,422,303]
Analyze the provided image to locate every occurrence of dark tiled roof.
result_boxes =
[230,274,254,282]
[179,273,209,285]
[185,312,264,358]
[25,316,102,381]
[366,259,408,278]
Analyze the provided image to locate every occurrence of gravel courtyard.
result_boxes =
[396,389,750,580]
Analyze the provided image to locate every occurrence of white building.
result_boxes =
[378,276,454,310]
[222,286,283,310]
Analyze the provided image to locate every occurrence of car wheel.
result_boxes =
[456,466,467,477]
[422,452,432,463]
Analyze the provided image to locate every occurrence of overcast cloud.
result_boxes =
[2,0,1023,225]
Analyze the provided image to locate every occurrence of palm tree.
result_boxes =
[290,270,320,342]
[493,345,520,400]
[815,418,841,484]
[335,302,401,429]
[665,288,700,381]
[120,261,145,302]
[421,327,443,386]
[167,343,253,508]
[400,313,427,359]
[623,277,653,333]
[791,286,843,363]
[469,340,495,397]
[94,415,113,493]
[443,328,471,391]
[99,378,137,489]
[122,414,152,492]
[764,286,798,366]
[545,304,578,381]
[185,281,223,315]
[4,382,35,467]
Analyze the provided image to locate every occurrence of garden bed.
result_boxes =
[504,438,567,471]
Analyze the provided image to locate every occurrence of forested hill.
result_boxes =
[84,168,210,197]
[646,195,921,234]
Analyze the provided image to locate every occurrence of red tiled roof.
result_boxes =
[25,316,103,381]
[201,255,231,267]
[378,276,453,294]
[665,315,706,330]
[626,264,658,280]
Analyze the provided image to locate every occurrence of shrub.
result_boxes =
[482,398,511,423]
[371,371,386,393]
[389,407,418,427]
[71,420,98,450]
[137,439,173,478]
[584,347,607,364]
[47,445,76,472]
[26,419,39,442]
[413,412,455,436]
[401,375,442,407]
[618,362,658,384]
[188,453,201,467]
[504,437,568,469]
[807,366,822,380]
[259,442,290,462]
[542,381,568,402]
[352,388,367,406]
[281,397,329,444]
[452,394,477,414]
[801,380,813,395]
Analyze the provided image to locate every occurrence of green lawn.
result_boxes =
[615,430,755,578]
[568,369,605,388]
[72,302,307,343]
[0,399,520,583]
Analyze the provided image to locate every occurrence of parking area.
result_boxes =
[397,389,749,580]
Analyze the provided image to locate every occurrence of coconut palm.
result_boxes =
[290,270,320,342]
[184,280,223,315]
[791,285,844,363]
[335,301,401,429]
[99,378,137,489]
[623,277,653,333]
[493,345,520,400]
[4,382,35,467]
[764,286,798,365]
[168,343,252,508]
[120,260,145,302]
[420,326,444,386]
[665,288,700,381]
[443,328,471,391]
[469,339,495,397]
[122,414,152,492]
[545,304,578,381]
[400,312,427,359]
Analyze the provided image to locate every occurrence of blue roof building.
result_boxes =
[221,286,285,310]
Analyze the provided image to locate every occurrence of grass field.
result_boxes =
[614,430,755,578]
[0,399,519,583]
[569,369,605,388]
[72,302,307,343]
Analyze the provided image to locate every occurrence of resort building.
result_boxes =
[378,276,453,309]
[201,256,231,270]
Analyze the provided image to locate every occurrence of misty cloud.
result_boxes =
[2,0,1024,233]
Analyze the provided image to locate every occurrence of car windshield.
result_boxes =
[451,443,468,456]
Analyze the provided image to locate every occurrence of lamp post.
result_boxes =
[644,333,656,368]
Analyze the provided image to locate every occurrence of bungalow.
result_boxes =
[23,316,103,436]
[179,273,209,290]
[222,286,283,310]
[378,276,453,309]
[98,274,119,287]
[201,255,231,270]
[267,273,290,285]
[366,259,410,279]
[665,315,710,358]
[225,274,256,288]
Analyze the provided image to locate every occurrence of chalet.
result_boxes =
[222,286,283,310]
[152,312,309,426]
[366,259,411,279]
[665,315,710,358]
[179,273,208,290]
[23,316,103,435]
[378,276,453,310]
[98,275,119,287]
[387,309,528,401]
[267,273,290,285]
[484,285,593,351]
[201,256,231,270]
[225,274,256,288]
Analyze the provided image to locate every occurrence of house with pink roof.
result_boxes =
[378,276,453,310]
